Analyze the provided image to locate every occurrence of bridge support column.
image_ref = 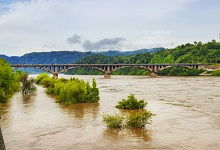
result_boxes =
[150,72,158,78]
[104,73,111,78]
[53,72,58,79]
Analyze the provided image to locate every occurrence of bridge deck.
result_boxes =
[11,63,200,67]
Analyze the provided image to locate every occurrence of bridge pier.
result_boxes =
[53,72,58,79]
[104,73,111,78]
[150,72,158,78]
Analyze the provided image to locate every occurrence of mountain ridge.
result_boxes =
[0,48,164,64]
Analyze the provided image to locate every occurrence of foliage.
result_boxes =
[35,73,50,84]
[102,110,154,129]
[152,40,220,64]
[126,110,154,128]
[116,94,147,109]
[158,67,204,76]
[20,73,36,95]
[103,114,124,128]
[0,48,162,65]
[67,53,153,75]
[66,40,220,76]
[36,74,100,104]
[212,70,220,76]
[112,68,149,76]
[0,59,20,103]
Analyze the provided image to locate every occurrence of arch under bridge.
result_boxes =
[10,63,212,78]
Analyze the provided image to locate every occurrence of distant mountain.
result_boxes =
[0,48,164,64]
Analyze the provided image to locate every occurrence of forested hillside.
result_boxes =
[0,48,163,64]
[152,40,220,64]
[67,40,220,75]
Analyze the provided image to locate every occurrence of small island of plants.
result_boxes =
[103,94,154,129]
[35,73,100,104]
[115,94,147,109]
[103,110,154,129]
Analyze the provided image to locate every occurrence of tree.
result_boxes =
[20,73,36,95]
[0,59,19,103]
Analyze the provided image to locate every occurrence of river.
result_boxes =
[0,75,220,150]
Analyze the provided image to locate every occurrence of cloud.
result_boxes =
[82,37,126,50]
[0,0,219,56]
[67,33,82,44]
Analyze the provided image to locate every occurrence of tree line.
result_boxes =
[67,40,220,76]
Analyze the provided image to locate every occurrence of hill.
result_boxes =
[67,40,220,75]
[0,48,164,64]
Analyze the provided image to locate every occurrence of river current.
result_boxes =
[0,75,220,150]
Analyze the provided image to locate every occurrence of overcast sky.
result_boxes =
[0,0,220,56]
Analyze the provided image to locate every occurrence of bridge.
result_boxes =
[10,63,213,78]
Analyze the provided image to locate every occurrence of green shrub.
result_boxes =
[103,110,154,129]
[212,70,220,76]
[36,74,100,104]
[103,114,124,128]
[126,110,154,128]
[0,59,20,103]
[35,73,50,84]
[116,94,147,109]
[158,67,204,76]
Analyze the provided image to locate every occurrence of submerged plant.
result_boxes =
[35,74,100,104]
[116,94,147,109]
[103,114,124,129]
[125,110,154,128]
[103,110,154,129]
[20,73,36,95]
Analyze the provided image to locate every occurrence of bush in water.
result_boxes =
[20,73,36,95]
[115,94,147,109]
[103,114,124,128]
[126,110,154,128]
[103,110,154,129]
[36,74,100,104]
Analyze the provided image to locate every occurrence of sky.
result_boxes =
[0,0,220,56]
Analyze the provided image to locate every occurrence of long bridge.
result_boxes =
[11,63,218,78]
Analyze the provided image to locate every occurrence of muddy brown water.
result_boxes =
[0,75,220,150]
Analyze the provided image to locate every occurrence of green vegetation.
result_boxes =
[152,40,220,64]
[66,40,220,76]
[35,73,50,84]
[158,67,204,76]
[0,59,20,103]
[103,114,124,128]
[112,68,149,76]
[36,73,100,104]
[116,94,147,109]
[126,111,154,128]
[103,110,154,129]
[212,70,220,76]
[67,53,152,75]
[20,73,36,95]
